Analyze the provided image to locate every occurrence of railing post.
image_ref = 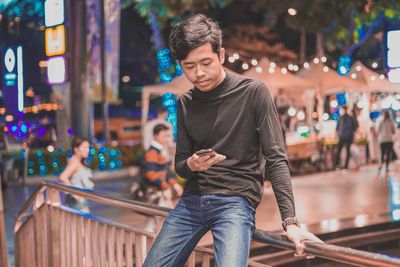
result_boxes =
[0,181,9,267]
[46,188,61,207]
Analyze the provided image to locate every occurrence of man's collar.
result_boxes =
[150,140,164,150]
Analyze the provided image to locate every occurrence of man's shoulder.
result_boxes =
[229,72,266,91]
[178,89,194,103]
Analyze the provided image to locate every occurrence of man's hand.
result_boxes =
[187,152,226,172]
[286,225,323,256]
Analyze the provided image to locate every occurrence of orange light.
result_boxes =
[45,25,66,56]
[4,127,8,132]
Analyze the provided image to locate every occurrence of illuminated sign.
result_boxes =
[47,56,66,84]
[387,30,400,83]
[2,46,24,117]
[44,0,64,27]
[388,68,400,84]
[45,0,67,85]
[45,25,66,56]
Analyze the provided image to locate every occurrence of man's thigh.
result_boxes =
[143,195,208,267]
[208,196,256,267]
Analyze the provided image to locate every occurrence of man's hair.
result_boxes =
[169,14,222,61]
[153,124,169,136]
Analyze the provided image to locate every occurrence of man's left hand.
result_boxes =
[286,225,323,256]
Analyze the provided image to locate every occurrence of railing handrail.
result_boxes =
[253,224,400,267]
[15,180,400,267]
[16,180,169,224]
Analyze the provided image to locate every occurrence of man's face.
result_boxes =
[180,42,225,92]
[154,130,170,146]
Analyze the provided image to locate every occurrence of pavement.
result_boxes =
[2,162,400,266]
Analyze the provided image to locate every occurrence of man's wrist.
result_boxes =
[282,217,300,231]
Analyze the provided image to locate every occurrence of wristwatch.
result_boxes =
[282,217,300,231]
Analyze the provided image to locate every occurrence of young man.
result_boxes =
[335,105,358,169]
[142,107,174,161]
[144,124,182,199]
[143,14,321,267]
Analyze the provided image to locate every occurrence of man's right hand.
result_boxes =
[187,152,226,172]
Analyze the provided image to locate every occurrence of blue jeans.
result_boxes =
[143,194,256,267]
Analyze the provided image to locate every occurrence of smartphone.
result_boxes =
[195,148,216,157]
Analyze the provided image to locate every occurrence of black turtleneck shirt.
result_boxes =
[175,72,296,220]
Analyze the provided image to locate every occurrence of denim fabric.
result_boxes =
[143,194,255,267]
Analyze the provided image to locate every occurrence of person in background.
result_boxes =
[274,88,291,116]
[142,107,175,162]
[335,105,357,170]
[144,124,183,206]
[377,111,396,172]
[59,138,94,212]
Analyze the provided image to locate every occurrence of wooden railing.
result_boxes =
[0,181,8,267]
[14,181,400,267]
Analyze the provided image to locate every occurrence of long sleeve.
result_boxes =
[175,99,197,179]
[254,84,296,220]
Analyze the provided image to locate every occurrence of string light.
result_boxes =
[297,111,305,120]
[251,59,258,66]
[255,66,262,73]
[303,62,309,69]
[288,107,296,117]
[356,66,362,71]
[242,63,249,70]
[379,74,385,80]
[323,66,329,72]
[269,68,275,74]
[370,75,376,81]
[313,57,320,64]
[293,65,299,71]
[351,73,357,79]
[233,53,239,60]
[270,62,276,68]
[322,113,330,121]
[288,8,297,16]
[281,68,288,74]
[321,56,327,63]
[371,62,378,68]
[228,56,235,63]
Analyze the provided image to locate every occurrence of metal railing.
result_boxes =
[14,180,400,267]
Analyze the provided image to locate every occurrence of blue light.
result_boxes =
[28,169,34,174]
[28,161,34,167]
[117,161,122,167]
[11,125,17,132]
[20,123,27,133]
[338,56,351,76]
[90,148,96,155]
[36,150,43,157]
[110,162,116,169]
[39,165,45,171]
[116,150,121,156]
[110,150,116,156]
[52,162,58,168]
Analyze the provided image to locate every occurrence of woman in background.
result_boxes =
[59,138,94,212]
[377,111,396,172]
